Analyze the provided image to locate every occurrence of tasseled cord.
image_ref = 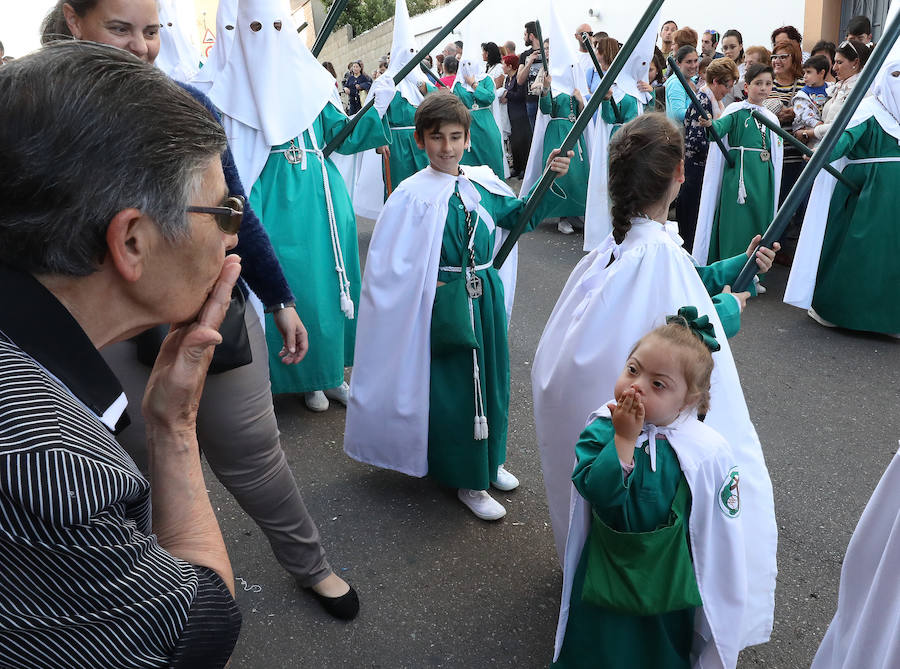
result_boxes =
[737,146,747,205]
[466,265,488,441]
[310,132,355,320]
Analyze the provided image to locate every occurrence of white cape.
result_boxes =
[692,102,784,265]
[344,165,519,475]
[810,447,900,669]
[554,406,764,669]
[784,91,896,309]
[190,0,237,95]
[583,86,639,252]
[532,218,776,646]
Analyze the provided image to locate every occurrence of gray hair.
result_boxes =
[0,41,227,276]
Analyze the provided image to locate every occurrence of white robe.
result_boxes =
[692,102,784,265]
[810,448,900,669]
[532,218,777,648]
[555,406,762,669]
[344,165,518,475]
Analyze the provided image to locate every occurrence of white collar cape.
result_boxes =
[583,89,644,252]
[692,101,784,264]
[344,165,519,475]
[380,0,428,107]
[810,447,900,669]
[155,0,200,84]
[190,0,238,94]
[553,405,769,669]
[784,59,898,310]
[531,218,777,649]
[207,0,337,149]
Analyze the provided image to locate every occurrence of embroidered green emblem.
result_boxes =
[718,466,741,519]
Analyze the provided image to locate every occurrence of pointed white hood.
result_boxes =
[453,8,488,92]
[385,0,428,106]
[614,8,663,105]
[191,0,238,94]
[156,0,200,83]
[545,0,588,98]
[207,0,337,147]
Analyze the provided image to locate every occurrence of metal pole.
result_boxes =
[535,20,549,75]
[493,0,666,269]
[296,21,308,34]
[580,33,622,123]
[311,0,350,58]
[730,11,900,293]
[321,0,486,159]
[750,110,860,193]
[667,55,734,168]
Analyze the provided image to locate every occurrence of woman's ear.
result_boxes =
[675,158,685,184]
[62,3,83,40]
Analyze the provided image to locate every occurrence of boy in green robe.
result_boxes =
[344,92,574,520]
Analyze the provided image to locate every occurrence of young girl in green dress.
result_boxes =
[694,63,783,265]
[553,313,756,669]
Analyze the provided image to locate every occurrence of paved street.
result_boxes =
[215,214,900,668]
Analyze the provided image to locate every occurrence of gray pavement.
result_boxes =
[215,215,900,668]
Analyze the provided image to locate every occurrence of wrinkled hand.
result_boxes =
[722,285,749,311]
[376,144,391,159]
[274,306,308,365]
[546,148,574,177]
[143,255,242,432]
[746,233,781,273]
[698,116,713,128]
[607,387,645,442]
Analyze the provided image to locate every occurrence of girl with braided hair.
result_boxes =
[533,113,780,667]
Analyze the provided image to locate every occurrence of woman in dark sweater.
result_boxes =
[501,53,529,178]
[343,61,372,114]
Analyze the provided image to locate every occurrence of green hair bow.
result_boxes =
[666,306,721,353]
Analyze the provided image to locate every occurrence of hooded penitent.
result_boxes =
[190,0,238,94]
[156,0,200,83]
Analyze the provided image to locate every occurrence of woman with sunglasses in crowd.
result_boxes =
[41,0,362,620]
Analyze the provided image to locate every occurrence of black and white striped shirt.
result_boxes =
[0,265,240,668]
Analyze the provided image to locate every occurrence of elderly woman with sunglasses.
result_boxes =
[41,0,361,620]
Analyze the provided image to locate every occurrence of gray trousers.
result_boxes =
[102,306,330,588]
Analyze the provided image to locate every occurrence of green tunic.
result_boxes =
[813,117,900,333]
[250,102,389,394]
[707,108,776,262]
[552,418,695,669]
[600,93,640,139]
[539,91,593,218]
[696,252,757,338]
[383,90,432,198]
[454,78,506,177]
[428,181,559,489]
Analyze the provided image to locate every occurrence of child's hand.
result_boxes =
[745,234,781,273]
[722,285,750,311]
[546,148,574,177]
[608,387,645,442]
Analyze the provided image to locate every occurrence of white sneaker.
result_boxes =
[756,283,767,294]
[492,465,520,491]
[457,489,506,521]
[324,382,350,406]
[557,219,574,235]
[807,308,836,328]
[304,391,329,412]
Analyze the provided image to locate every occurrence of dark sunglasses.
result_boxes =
[186,195,244,234]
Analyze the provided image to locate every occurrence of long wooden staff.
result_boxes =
[493,0,666,269]
[383,151,394,195]
[730,11,900,292]
[666,55,734,168]
[311,0,350,58]
[321,0,486,159]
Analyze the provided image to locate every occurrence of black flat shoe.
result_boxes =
[310,585,359,620]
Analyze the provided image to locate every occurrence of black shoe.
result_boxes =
[310,585,360,620]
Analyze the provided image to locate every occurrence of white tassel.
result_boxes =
[340,293,355,319]
[737,147,747,204]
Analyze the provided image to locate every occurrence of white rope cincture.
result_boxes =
[737,146,747,204]
[271,135,354,319]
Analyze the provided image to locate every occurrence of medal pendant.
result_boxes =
[568,113,577,122]
[284,143,304,165]
[466,273,483,299]
[760,150,771,162]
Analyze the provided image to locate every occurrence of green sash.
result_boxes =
[581,475,702,615]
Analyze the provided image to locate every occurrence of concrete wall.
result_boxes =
[318,19,395,78]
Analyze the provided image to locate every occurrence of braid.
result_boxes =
[607,113,684,245]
